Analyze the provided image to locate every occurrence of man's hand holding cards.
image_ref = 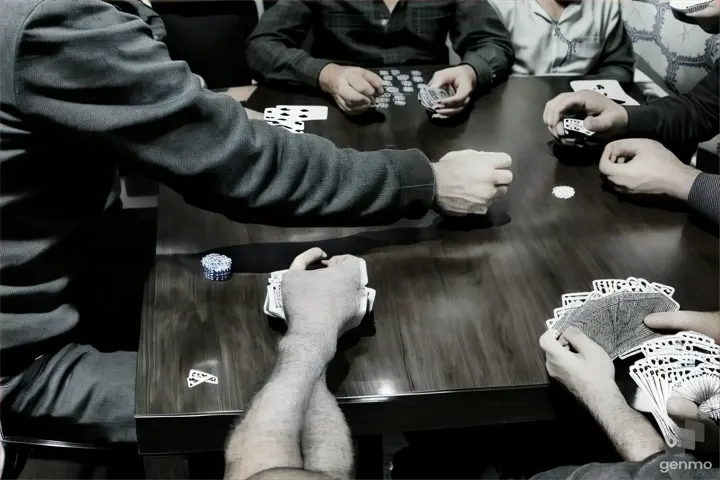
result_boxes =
[263,248,375,335]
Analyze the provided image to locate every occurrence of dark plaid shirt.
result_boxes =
[246,0,513,89]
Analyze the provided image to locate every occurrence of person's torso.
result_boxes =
[0,0,149,371]
[309,0,455,67]
[489,0,620,76]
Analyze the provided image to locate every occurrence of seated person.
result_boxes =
[225,248,361,480]
[245,0,514,116]
[534,312,720,479]
[489,0,634,81]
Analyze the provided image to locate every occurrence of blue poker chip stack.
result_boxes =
[201,253,232,281]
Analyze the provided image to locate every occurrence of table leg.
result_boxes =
[143,455,189,479]
[354,434,384,479]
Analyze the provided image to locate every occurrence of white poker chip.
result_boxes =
[402,87,414,92]
[375,103,389,109]
[390,69,401,75]
[393,94,406,100]
[394,101,407,106]
[386,87,399,93]
[411,70,421,76]
[380,92,391,98]
[396,74,410,81]
[552,186,575,199]
[382,75,393,81]
[401,80,412,86]
[412,76,424,83]
[379,70,389,76]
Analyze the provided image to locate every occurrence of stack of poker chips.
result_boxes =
[201,253,232,281]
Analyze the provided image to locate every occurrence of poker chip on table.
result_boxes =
[201,253,232,281]
[552,186,575,199]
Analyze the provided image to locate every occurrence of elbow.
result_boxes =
[244,39,269,83]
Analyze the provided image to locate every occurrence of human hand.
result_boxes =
[666,395,720,451]
[645,311,720,344]
[283,248,366,339]
[539,327,617,403]
[427,65,477,118]
[599,139,701,199]
[319,64,383,115]
[543,90,628,142]
[431,150,512,215]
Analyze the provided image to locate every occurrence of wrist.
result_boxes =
[460,64,477,87]
[666,165,701,201]
[279,330,337,364]
[318,63,341,93]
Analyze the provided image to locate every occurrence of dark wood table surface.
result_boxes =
[135,70,720,456]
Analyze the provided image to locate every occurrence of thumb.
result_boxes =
[583,114,615,133]
[561,326,601,354]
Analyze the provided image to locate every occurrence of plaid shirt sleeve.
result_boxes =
[16,0,434,225]
[451,0,514,90]
[245,0,331,88]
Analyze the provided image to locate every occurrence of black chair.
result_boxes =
[152,0,260,89]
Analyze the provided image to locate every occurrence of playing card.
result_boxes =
[272,106,328,121]
[418,85,454,112]
[563,118,595,137]
[570,80,640,106]
[266,118,304,134]
[561,292,592,306]
[187,369,218,388]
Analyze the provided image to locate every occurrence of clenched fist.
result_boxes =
[319,64,383,115]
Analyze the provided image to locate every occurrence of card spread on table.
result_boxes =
[570,80,640,106]
[263,106,329,134]
[187,369,218,388]
[262,259,375,326]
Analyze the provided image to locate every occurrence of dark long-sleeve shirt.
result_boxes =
[0,0,435,374]
[245,0,514,90]
[625,59,719,224]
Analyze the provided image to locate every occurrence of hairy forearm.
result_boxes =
[302,377,354,478]
[583,383,665,461]
[225,334,335,480]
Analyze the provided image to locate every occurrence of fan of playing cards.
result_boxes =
[263,262,376,325]
[546,277,679,360]
[629,332,720,447]
[418,84,455,115]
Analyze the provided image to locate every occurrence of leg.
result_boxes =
[3,344,136,444]
[301,377,353,478]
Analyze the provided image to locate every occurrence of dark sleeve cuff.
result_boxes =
[461,55,493,90]
[298,57,334,88]
[688,172,720,223]
[388,149,436,218]
[623,105,659,138]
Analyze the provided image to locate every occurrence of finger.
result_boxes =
[321,254,354,267]
[434,107,465,117]
[543,93,571,127]
[539,329,570,356]
[289,247,328,270]
[337,82,372,107]
[599,145,622,176]
[347,75,379,99]
[561,326,602,354]
[439,86,472,108]
[492,186,508,199]
[645,311,720,341]
[490,153,512,169]
[493,169,513,186]
[361,70,384,96]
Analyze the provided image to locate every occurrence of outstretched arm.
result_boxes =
[302,377,354,479]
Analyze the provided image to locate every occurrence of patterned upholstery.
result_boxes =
[622,0,720,94]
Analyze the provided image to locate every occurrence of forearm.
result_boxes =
[302,378,354,479]
[225,334,336,480]
[246,39,331,89]
[16,0,435,228]
[583,384,664,461]
[624,60,719,148]
[455,0,514,90]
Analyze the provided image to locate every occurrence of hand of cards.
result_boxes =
[629,331,720,447]
[263,264,376,324]
[418,85,454,115]
[546,277,678,359]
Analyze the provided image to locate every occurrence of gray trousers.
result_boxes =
[2,344,137,444]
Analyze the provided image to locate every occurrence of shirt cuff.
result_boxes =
[688,172,720,219]
[461,54,493,90]
[298,57,334,89]
[387,149,436,218]
[623,105,658,138]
